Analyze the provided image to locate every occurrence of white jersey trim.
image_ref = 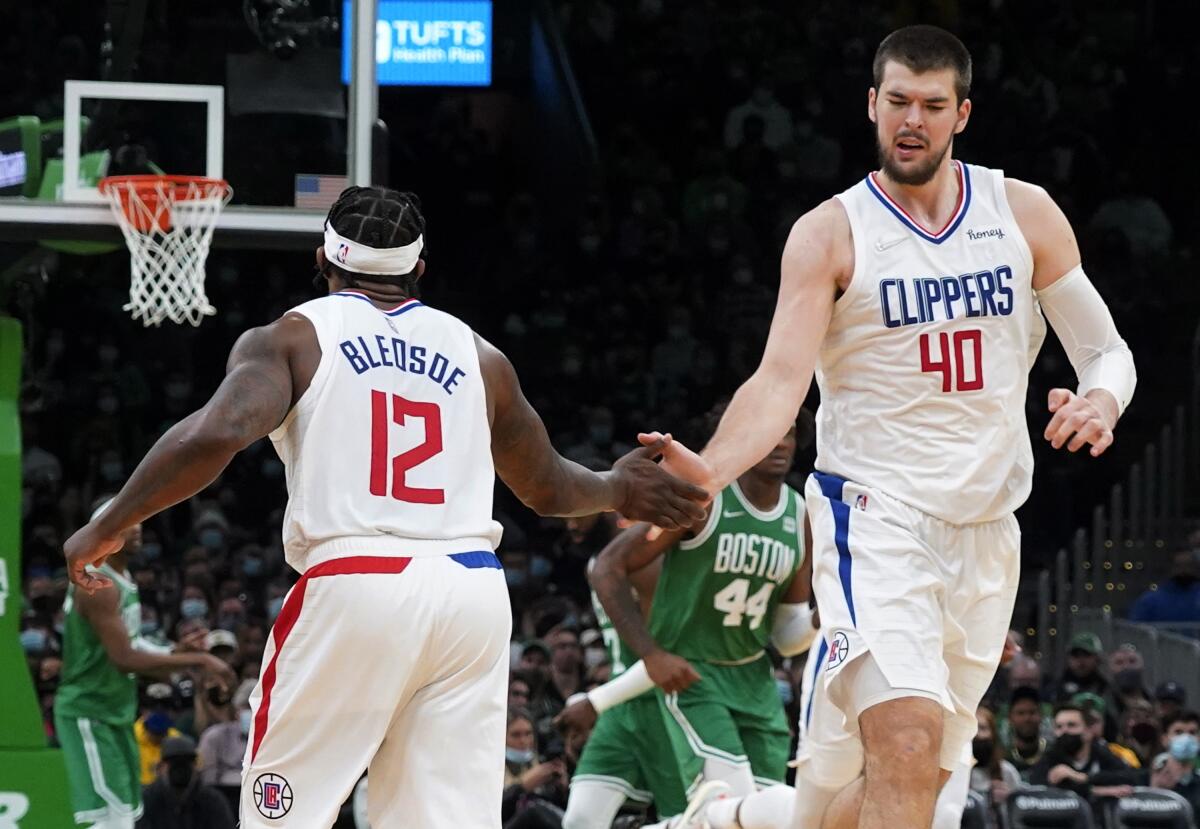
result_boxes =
[729,480,788,522]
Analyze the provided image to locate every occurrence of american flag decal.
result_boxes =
[295,174,348,210]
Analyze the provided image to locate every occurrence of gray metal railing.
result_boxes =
[1067,607,1200,703]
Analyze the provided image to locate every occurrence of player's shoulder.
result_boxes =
[783,198,852,261]
[1002,177,1057,218]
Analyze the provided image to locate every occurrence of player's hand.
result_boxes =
[610,436,710,531]
[200,654,238,693]
[63,523,125,594]
[644,648,701,694]
[553,697,598,735]
[176,629,209,653]
[632,432,718,539]
[1044,389,1115,457]
[1000,630,1022,667]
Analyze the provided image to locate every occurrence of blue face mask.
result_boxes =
[267,597,286,621]
[141,621,160,637]
[239,709,253,736]
[775,678,794,706]
[20,629,49,653]
[180,599,209,620]
[141,543,162,561]
[505,747,534,765]
[243,558,264,577]
[1170,733,1200,762]
[529,556,553,580]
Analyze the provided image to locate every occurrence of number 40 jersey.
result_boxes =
[270,290,503,573]
[817,162,1044,525]
[649,482,805,665]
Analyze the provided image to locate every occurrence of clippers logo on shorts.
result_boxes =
[826,631,851,670]
[254,773,294,819]
[336,243,350,264]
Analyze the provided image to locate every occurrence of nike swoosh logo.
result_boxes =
[723,511,745,518]
[874,236,907,252]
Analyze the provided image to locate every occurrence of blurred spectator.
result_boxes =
[1003,686,1049,778]
[544,627,586,711]
[1106,643,1152,719]
[1148,710,1200,815]
[971,706,1022,820]
[1118,698,1162,768]
[1129,551,1200,624]
[196,680,254,814]
[1089,171,1173,259]
[136,684,184,785]
[137,735,235,829]
[1076,696,1139,768]
[509,675,533,710]
[1156,682,1189,724]
[1050,633,1110,702]
[723,80,793,150]
[551,511,616,603]
[502,709,567,828]
[1029,704,1139,806]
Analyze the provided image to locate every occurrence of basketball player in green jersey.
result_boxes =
[55,498,235,829]
[559,552,695,827]
[591,414,818,804]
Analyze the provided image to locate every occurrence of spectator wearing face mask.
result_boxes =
[1029,704,1140,807]
[1149,710,1200,815]
[971,706,1022,823]
[1106,643,1152,718]
[1118,698,1162,768]
[1074,694,1140,768]
[1156,681,1188,724]
[196,680,255,814]
[1130,550,1200,624]
[503,709,568,828]
[138,735,235,828]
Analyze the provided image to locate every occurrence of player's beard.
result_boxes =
[877,128,953,186]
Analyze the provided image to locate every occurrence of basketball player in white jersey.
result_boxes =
[639,24,1136,829]
[62,187,709,829]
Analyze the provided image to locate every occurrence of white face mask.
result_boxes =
[584,648,608,670]
[505,747,534,765]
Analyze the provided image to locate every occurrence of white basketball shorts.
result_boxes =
[240,551,511,828]
[804,472,1019,770]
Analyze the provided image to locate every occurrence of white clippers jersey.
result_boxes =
[270,291,502,572]
[816,161,1045,524]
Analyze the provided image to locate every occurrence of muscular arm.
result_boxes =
[699,201,848,490]
[1008,179,1135,451]
[477,335,707,524]
[589,523,685,659]
[76,589,227,679]
[65,315,315,590]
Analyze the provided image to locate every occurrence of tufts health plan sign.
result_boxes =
[343,1,493,87]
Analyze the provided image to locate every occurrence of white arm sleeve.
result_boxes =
[1035,265,1136,417]
[771,602,817,656]
[132,636,173,655]
[586,660,655,713]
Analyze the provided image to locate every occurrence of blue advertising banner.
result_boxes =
[343,1,493,87]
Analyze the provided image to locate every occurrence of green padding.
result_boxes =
[0,749,76,827]
[0,317,45,751]
[37,151,121,255]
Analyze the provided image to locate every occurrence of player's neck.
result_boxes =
[337,285,412,307]
[736,473,782,511]
[876,158,961,230]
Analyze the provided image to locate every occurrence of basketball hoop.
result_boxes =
[99,175,233,327]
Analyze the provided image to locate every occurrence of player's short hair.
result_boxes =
[873,25,972,104]
[321,186,426,292]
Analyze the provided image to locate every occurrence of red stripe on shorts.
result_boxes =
[250,556,413,762]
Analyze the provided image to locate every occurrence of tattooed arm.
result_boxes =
[64,314,316,591]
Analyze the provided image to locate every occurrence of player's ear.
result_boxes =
[414,259,426,282]
[867,87,878,123]
[954,97,971,134]
[315,245,327,268]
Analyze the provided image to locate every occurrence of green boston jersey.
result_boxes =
[649,482,804,663]
[56,564,142,724]
[588,556,636,677]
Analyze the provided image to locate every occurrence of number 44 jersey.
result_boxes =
[270,291,503,572]
[649,482,805,664]
[818,162,1044,525]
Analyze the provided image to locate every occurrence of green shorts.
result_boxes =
[572,693,693,816]
[659,656,791,787]
[54,711,142,825]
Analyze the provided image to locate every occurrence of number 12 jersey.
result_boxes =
[817,162,1045,525]
[270,291,502,572]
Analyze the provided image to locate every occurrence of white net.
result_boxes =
[100,177,233,327]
